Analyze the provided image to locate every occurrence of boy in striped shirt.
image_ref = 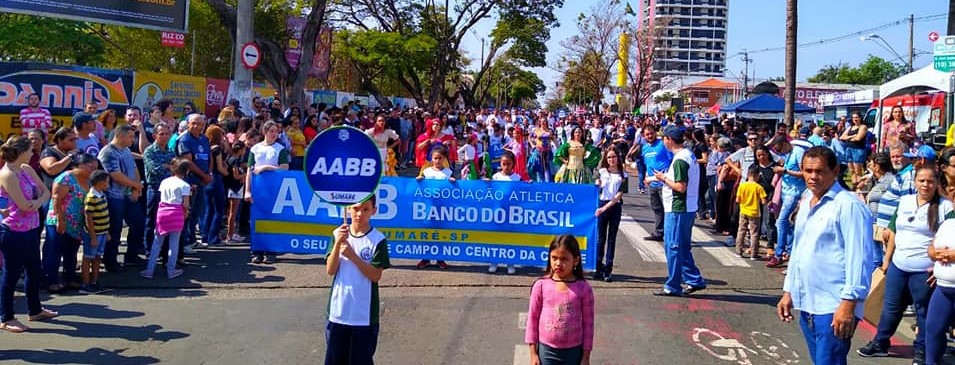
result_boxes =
[82,170,111,294]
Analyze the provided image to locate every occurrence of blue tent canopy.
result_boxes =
[720,94,815,115]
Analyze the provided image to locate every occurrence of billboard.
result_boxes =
[284,17,332,80]
[0,63,132,138]
[0,0,190,32]
[132,71,206,118]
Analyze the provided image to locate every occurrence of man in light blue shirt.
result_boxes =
[777,146,878,365]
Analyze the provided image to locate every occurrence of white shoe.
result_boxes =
[183,245,196,255]
[488,264,498,273]
[194,242,209,249]
[506,265,517,275]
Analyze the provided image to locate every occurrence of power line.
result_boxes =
[730,13,946,56]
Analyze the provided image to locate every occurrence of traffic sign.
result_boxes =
[930,31,940,42]
[304,126,383,206]
[934,36,955,72]
[240,42,261,69]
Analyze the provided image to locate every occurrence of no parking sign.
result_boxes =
[304,126,383,205]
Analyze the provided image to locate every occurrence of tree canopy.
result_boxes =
[807,56,905,85]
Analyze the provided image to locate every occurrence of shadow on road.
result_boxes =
[0,348,160,364]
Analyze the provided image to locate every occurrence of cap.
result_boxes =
[903,145,936,160]
[798,126,811,136]
[662,125,684,139]
[72,112,93,126]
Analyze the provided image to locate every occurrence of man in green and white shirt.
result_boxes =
[652,125,706,297]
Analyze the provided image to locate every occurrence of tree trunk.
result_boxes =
[783,0,797,126]
[286,0,328,109]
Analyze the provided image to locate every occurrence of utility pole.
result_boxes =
[233,0,254,116]
[481,38,485,67]
[741,50,751,97]
[190,29,196,76]
[909,14,915,73]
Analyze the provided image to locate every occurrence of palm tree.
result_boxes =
[783,0,797,127]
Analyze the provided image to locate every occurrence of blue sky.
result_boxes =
[459,0,948,94]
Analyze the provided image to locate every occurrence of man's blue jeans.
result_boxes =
[182,184,206,248]
[799,312,853,365]
[663,211,705,294]
[202,177,225,245]
[873,262,932,352]
[774,193,800,258]
[105,196,146,267]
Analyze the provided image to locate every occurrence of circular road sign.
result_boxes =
[304,126,383,206]
[930,31,940,42]
[240,42,261,69]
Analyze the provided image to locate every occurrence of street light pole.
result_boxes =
[861,34,909,72]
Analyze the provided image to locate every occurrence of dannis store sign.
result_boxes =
[0,63,132,138]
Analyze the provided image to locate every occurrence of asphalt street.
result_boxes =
[0,176,934,364]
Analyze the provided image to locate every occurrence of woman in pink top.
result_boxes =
[525,234,595,365]
[881,106,914,151]
[0,136,57,333]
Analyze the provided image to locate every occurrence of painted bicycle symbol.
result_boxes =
[692,328,800,365]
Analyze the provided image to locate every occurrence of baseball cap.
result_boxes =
[902,145,936,160]
[662,125,684,139]
[798,126,812,136]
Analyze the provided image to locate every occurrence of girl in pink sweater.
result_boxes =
[525,234,595,365]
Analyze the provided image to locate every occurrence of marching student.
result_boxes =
[415,145,454,270]
[525,234,595,365]
[488,151,521,275]
[594,147,627,282]
[325,195,391,365]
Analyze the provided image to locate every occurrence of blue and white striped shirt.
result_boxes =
[875,164,916,228]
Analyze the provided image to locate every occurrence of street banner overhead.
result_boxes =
[250,172,599,270]
[0,0,189,32]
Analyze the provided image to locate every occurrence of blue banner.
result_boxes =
[250,172,599,270]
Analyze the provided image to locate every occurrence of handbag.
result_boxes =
[863,267,886,326]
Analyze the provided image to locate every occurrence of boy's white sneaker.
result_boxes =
[506,265,517,275]
[488,264,498,273]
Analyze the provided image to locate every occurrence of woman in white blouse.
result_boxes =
[593,147,628,282]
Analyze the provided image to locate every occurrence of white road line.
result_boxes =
[692,227,750,267]
[518,312,527,330]
[620,215,667,263]
[513,344,529,365]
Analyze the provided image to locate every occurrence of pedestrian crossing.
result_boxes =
[620,214,753,268]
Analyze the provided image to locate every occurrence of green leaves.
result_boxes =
[0,14,105,65]
[807,56,905,85]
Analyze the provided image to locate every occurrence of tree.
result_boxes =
[0,14,106,65]
[207,0,329,108]
[622,13,668,111]
[333,0,564,108]
[558,0,627,111]
[337,29,437,106]
[806,56,905,84]
[783,0,797,126]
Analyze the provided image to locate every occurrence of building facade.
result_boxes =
[639,0,729,79]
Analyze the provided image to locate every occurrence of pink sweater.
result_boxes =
[524,278,595,350]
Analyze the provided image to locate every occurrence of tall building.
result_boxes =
[638,0,729,79]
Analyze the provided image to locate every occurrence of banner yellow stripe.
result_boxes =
[255,220,587,249]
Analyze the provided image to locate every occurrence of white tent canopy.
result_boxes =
[880,65,951,98]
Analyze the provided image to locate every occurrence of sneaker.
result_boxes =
[78,284,94,294]
[750,255,760,261]
[251,255,264,264]
[139,270,154,279]
[506,265,516,275]
[416,259,430,269]
[913,349,925,365]
[90,283,106,293]
[603,274,613,282]
[856,340,889,357]
[194,242,209,249]
[263,254,276,264]
[488,264,498,273]
[167,269,184,279]
[230,234,246,243]
[904,305,915,316]
[183,245,196,255]
[766,257,784,268]
[437,260,449,269]
[725,237,736,247]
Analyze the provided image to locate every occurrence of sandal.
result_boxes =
[0,319,29,333]
[29,308,59,321]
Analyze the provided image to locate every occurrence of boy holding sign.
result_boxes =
[325,195,391,365]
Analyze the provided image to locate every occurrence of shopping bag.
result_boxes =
[863,267,886,326]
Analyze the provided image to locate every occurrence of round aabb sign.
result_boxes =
[304,126,383,206]
[240,42,261,69]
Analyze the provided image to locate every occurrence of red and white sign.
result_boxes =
[930,31,940,42]
[240,42,261,69]
[161,31,186,48]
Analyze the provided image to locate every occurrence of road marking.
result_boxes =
[518,312,527,330]
[692,327,799,364]
[513,344,529,365]
[692,228,750,267]
[620,215,667,263]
